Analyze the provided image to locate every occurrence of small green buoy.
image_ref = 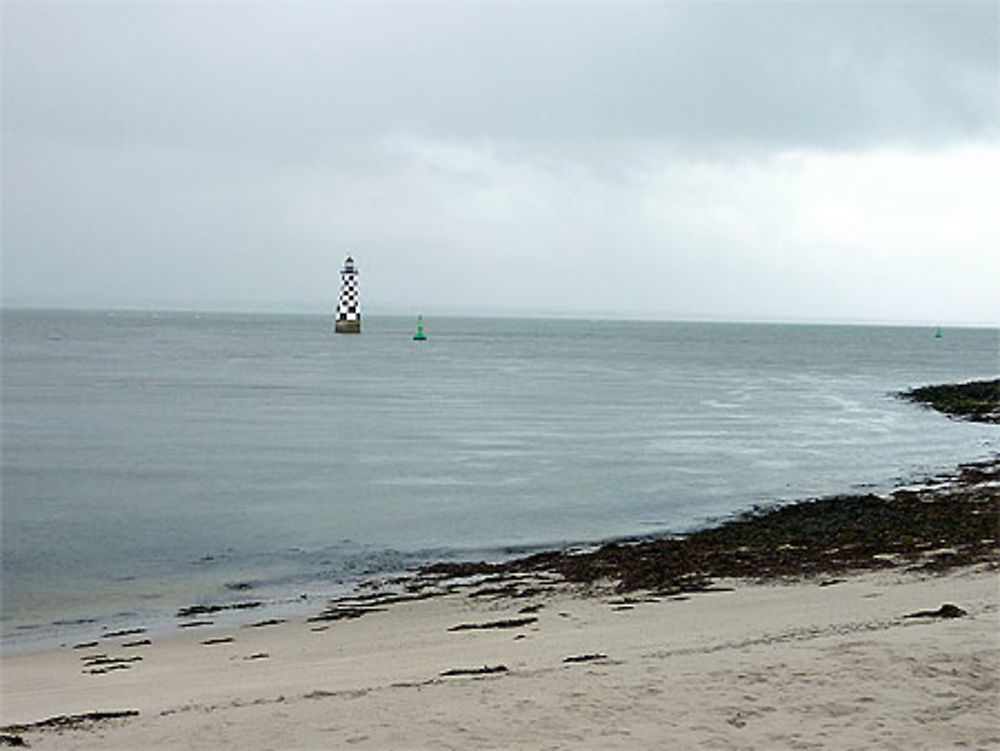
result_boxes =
[413,315,427,341]
[935,326,942,339]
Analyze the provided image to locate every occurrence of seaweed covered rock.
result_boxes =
[900,379,1000,424]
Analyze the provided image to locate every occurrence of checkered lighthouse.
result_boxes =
[334,255,361,334]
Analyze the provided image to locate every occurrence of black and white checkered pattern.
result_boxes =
[337,256,360,322]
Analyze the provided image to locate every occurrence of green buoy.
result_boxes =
[413,315,427,341]
[935,326,942,339]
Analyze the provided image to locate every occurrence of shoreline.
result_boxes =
[6,449,994,659]
[3,361,995,655]
[3,453,998,748]
[419,454,999,592]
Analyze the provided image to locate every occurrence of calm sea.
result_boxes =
[2,311,997,649]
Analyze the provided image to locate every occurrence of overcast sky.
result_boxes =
[2,0,997,324]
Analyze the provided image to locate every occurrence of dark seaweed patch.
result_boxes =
[101,628,146,639]
[176,602,262,618]
[306,606,385,623]
[448,617,538,632]
[563,653,607,663]
[421,455,999,596]
[899,379,999,424]
[440,664,508,677]
[1,711,138,736]
[903,603,968,619]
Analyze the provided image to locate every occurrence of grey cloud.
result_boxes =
[4,1,995,156]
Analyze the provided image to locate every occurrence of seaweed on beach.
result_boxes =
[419,456,999,595]
[447,617,538,632]
[563,653,607,663]
[81,655,142,667]
[101,628,146,639]
[528,458,998,592]
[245,618,286,628]
[0,711,139,737]
[440,664,508,677]
[903,603,967,619]
[175,601,262,618]
[306,606,385,623]
[899,378,1000,423]
[200,636,235,646]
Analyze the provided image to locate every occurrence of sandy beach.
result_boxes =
[2,562,998,750]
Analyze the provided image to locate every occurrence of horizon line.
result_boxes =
[2,303,998,330]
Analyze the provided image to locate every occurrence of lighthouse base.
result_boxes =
[335,319,361,334]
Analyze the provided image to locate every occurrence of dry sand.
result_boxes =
[2,565,997,750]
